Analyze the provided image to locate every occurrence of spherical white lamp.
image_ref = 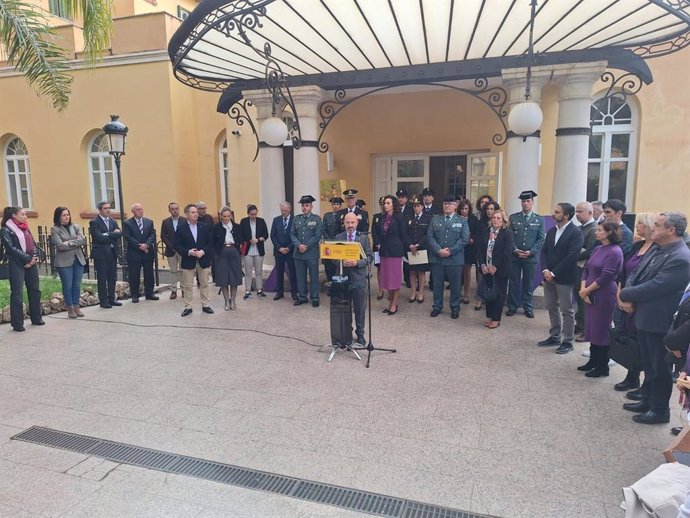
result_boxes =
[508,101,543,136]
[260,117,288,146]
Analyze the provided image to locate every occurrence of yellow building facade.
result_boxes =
[1,1,689,242]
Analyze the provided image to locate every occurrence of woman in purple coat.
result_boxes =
[578,221,624,377]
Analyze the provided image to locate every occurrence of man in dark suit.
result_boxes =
[620,212,690,424]
[270,201,297,301]
[602,199,633,254]
[337,189,369,233]
[574,201,597,340]
[89,201,123,308]
[174,203,214,316]
[538,202,584,354]
[161,202,185,299]
[421,188,442,217]
[123,203,158,303]
[322,196,343,284]
[336,212,374,345]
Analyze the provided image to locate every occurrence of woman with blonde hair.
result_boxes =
[212,206,243,310]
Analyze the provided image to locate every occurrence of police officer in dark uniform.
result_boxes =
[507,190,545,318]
[322,196,343,283]
[337,188,369,233]
[421,188,442,217]
[406,196,432,302]
[291,195,323,307]
[397,189,414,219]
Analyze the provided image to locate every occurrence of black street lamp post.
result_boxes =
[102,115,129,282]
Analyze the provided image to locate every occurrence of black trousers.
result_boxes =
[128,257,154,298]
[94,250,117,303]
[323,258,337,283]
[484,275,508,321]
[9,261,41,329]
[274,252,297,297]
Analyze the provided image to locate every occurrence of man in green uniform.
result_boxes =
[322,196,343,283]
[291,195,323,307]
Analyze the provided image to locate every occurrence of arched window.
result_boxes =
[3,137,33,208]
[219,138,229,206]
[587,95,637,206]
[88,134,119,210]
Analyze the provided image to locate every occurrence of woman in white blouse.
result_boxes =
[212,207,243,310]
[239,204,269,299]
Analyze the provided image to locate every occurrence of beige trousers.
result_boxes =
[167,253,182,290]
[181,264,210,309]
[243,255,264,291]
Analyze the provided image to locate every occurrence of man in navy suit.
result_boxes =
[270,201,297,301]
[174,203,214,316]
[123,203,158,303]
[89,201,123,308]
[538,202,584,354]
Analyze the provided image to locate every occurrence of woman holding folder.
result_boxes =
[406,196,431,303]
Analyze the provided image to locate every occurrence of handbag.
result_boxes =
[477,274,499,302]
[609,312,640,370]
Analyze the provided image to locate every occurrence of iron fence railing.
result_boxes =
[36,225,164,285]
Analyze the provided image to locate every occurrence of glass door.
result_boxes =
[392,156,428,199]
[467,152,502,204]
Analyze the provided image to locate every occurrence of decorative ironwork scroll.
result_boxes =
[318,78,509,152]
[598,71,644,107]
[227,99,259,162]
[261,43,302,149]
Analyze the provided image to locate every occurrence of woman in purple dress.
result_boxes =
[375,195,410,315]
[578,221,624,377]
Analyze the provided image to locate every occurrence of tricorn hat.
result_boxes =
[356,199,366,208]
[299,194,316,204]
[329,196,344,204]
[518,190,538,200]
[443,194,458,203]
[378,196,386,205]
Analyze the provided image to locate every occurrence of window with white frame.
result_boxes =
[3,137,33,208]
[587,95,637,205]
[219,138,229,205]
[88,134,119,210]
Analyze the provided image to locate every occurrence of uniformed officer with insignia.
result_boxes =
[291,195,323,307]
[506,190,545,318]
[396,189,414,219]
[427,195,469,319]
[337,188,369,233]
[322,196,343,283]
[406,196,432,302]
[421,188,442,217]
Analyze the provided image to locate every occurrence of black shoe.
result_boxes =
[12,326,25,332]
[131,297,139,303]
[615,379,640,391]
[273,294,284,301]
[585,367,609,378]
[382,308,390,314]
[524,310,534,319]
[430,309,440,317]
[293,300,304,306]
[632,410,670,425]
[672,426,683,436]
[538,337,561,347]
[145,295,159,301]
[181,308,192,317]
[623,401,649,413]
[291,294,299,301]
[451,311,459,319]
[100,303,112,309]
[32,320,45,326]
[506,309,517,316]
[626,389,644,401]
[110,301,123,306]
[257,290,267,298]
[312,301,319,308]
[555,342,573,354]
[202,306,214,314]
[355,336,366,346]
[577,361,595,372]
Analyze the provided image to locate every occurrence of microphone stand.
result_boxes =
[352,231,396,368]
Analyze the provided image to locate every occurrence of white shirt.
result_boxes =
[223,222,234,244]
[188,223,198,242]
[248,220,259,256]
[172,217,179,232]
[554,219,572,245]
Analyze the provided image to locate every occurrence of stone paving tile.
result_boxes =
[159,428,264,467]
[0,441,87,473]
[0,501,45,518]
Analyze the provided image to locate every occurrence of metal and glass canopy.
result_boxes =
[169,0,690,94]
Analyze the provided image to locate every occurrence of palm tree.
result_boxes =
[0,0,113,111]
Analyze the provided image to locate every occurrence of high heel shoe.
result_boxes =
[408,295,417,303]
[376,292,384,300]
[474,302,483,311]
[462,296,470,304]
[388,305,398,315]
[382,308,390,314]
[224,301,231,311]
[487,321,500,329]
[417,297,424,304]
[485,320,492,327]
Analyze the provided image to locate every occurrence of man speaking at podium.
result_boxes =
[335,212,374,346]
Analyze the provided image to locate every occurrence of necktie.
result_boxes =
[137,219,143,232]
[283,217,288,231]
[446,216,451,221]
[416,215,420,222]
[349,233,354,242]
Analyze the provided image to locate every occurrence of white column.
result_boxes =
[552,63,606,205]
[242,89,286,265]
[290,86,325,215]
[501,70,546,215]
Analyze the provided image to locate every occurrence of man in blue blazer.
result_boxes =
[174,203,214,317]
[123,203,158,303]
[89,200,123,308]
[620,212,690,424]
[538,202,584,354]
[270,201,297,301]
[427,195,469,319]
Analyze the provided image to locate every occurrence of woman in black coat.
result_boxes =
[476,209,515,329]
[212,206,244,310]
[459,199,479,305]
[239,204,269,299]
[405,196,431,304]
[0,206,43,331]
[375,195,411,315]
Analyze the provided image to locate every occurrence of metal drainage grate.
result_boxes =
[12,426,495,518]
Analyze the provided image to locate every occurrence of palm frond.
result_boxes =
[0,0,72,110]
[61,0,113,64]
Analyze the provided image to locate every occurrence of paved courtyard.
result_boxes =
[0,283,680,517]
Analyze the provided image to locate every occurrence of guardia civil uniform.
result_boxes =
[322,197,343,283]
[291,195,323,306]
[507,190,545,317]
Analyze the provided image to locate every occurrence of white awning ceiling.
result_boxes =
[169,0,690,89]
